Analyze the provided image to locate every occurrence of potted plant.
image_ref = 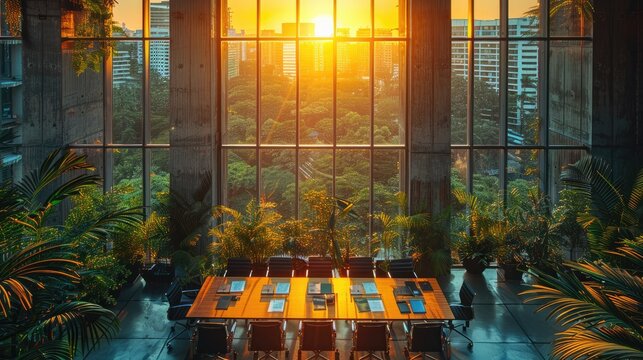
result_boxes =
[452,190,498,275]
[210,198,284,274]
[279,218,315,276]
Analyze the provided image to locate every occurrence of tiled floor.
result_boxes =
[83,268,557,360]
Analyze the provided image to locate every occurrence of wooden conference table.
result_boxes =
[187,277,454,321]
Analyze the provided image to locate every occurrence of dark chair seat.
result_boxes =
[249,320,288,359]
[351,321,390,360]
[404,322,450,359]
[299,320,338,359]
[192,321,237,359]
[447,282,476,348]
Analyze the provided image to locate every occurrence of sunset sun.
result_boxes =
[312,15,334,37]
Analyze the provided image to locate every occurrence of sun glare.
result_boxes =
[313,15,334,37]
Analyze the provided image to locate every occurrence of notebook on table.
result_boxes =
[216,296,233,310]
[217,284,231,293]
[308,282,321,294]
[261,284,274,295]
[367,299,385,312]
[320,282,333,294]
[275,282,290,295]
[312,296,327,310]
[418,281,433,291]
[404,281,422,296]
[268,298,286,313]
[354,298,370,312]
[350,284,365,295]
[396,300,411,314]
[362,281,378,295]
[229,280,246,293]
[394,286,412,297]
[409,299,426,314]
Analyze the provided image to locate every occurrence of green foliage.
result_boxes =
[561,156,643,259]
[553,188,590,259]
[452,189,499,267]
[522,238,643,360]
[0,149,129,359]
[77,254,129,307]
[210,199,284,266]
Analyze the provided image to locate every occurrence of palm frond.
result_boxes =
[16,339,72,360]
[551,324,643,360]
[29,301,119,356]
[0,240,80,317]
[628,169,643,213]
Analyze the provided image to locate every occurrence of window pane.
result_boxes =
[474,0,500,37]
[509,0,541,37]
[507,149,542,208]
[300,40,333,144]
[375,0,406,37]
[473,41,500,145]
[451,41,468,145]
[336,149,370,254]
[112,41,143,144]
[548,149,585,204]
[222,41,257,145]
[375,42,405,145]
[223,0,257,37]
[150,1,170,38]
[150,41,170,144]
[224,149,257,211]
[337,42,370,145]
[260,41,296,144]
[549,41,592,146]
[299,149,333,217]
[300,0,333,37]
[337,0,371,37]
[260,0,296,37]
[473,149,501,206]
[62,42,104,145]
[451,149,469,237]
[550,0,593,37]
[508,41,542,146]
[150,148,170,213]
[113,0,143,37]
[452,0,469,37]
[112,148,143,207]
[261,149,296,218]
[373,149,403,215]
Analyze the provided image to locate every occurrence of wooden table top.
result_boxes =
[186,277,454,321]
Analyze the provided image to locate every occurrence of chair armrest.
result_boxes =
[402,321,410,335]
[182,289,200,296]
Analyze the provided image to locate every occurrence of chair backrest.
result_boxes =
[354,322,388,352]
[165,280,182,306]
[301,321,335,351]
[459,282,475,306]
[348,257,375,278]
[387,258,417,278]
[196,322,229,356]
[166,304,190,321]
[225,257,252,277]
[249,321,284,352]
[409,322,444,353]
[307,256,334,278]
[267,257,294,277]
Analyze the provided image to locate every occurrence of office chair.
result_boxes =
[350,321,390,360]
[387,258,418,278]
[267,256,295,277]
[307,257,334,278]
[191,320,238,359]
[224,257,253,277]
[448,282,475,348]
[248,320,289,360]
[347,257,375,278]
[298,320,339,360]
[403,321,450,360]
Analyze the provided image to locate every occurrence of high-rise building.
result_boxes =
[150,1,170,78]
[452,18,539,130]
[0,39,23,183]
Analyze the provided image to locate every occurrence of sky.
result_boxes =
[112,0,540,34]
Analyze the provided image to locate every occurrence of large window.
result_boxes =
[221,0,408,254]
[451,0,592,219]
[64,0,170,215]
[0,0,23,184]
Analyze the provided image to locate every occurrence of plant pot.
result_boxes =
[462,257,487,275]
[498,263,523,282]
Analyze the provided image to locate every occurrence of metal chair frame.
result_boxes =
[447,282,475,348]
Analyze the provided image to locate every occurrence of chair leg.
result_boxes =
[448,325,473,348]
